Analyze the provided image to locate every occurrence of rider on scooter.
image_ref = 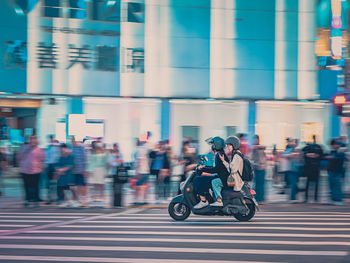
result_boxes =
[193,137,230,209]
[211,136,244,207]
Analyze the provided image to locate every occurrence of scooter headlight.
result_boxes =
[180,181,186,192]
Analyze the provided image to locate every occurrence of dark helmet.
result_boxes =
[225,136,240,150]
[206,136,225,151]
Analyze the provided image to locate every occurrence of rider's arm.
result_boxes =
[200,165,218,174]
[201,154,219,174]
[221,159,230,172]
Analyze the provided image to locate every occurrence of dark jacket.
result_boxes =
[149,151,170,171]
[201,152,230,188]
[302,143,324,181]
[327,150,346,174]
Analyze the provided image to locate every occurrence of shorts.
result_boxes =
[136,174,148,186]
[74,174,86,186]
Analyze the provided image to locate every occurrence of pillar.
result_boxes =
[248,101,256,143]
[331,108,341,138]
[161,99,170,141]
[66,97,84,141]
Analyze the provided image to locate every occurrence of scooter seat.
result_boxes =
[222,189,242,200]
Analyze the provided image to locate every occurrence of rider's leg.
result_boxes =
[193,176,213,209]
[211,178,223,206]
[211,178,223,202]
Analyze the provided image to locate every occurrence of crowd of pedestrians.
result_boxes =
[0,132,348,207]
[5,135,123,208]
[272,135,347,205]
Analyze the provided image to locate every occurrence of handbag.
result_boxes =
[227,174,235,187]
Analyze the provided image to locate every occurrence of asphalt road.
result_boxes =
[0,204,349,263]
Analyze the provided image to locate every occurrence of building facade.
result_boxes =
[0,0,341,160]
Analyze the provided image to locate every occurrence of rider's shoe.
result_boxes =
[194,200,209,209]
[210,200,223,207]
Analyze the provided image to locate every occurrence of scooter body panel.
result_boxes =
[170,194,185,205]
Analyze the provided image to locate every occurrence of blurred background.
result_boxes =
[0,0,349,206]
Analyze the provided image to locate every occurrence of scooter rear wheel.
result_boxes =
[233,200,256,221]
[168,202,191,221]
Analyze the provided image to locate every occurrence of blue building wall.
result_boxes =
[0,0,27,94]
[0,0,321,100]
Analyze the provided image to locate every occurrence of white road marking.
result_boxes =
[0,215,82,219]
[0,244,347,256]
[57,224,350,231]
[0,235,349,246]
[111,215,350,219]
[77,220,350,226]
[0,220,59,223]
[0,255,282,263]
[0,225,33,228]
[0,213,100,216]
[84,217,350,222]
[0,208,146,237]
[27,230,350,238]
[122,212,350,216]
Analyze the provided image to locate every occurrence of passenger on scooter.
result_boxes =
[193,137,230,209]
[211,136,244,207]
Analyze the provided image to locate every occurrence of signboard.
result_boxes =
[3,0,145,96]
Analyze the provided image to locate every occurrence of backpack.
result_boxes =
[235,151,254,182]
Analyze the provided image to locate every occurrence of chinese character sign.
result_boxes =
[3,41,27,69]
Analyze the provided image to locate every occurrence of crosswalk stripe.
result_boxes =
[84,217,350,222]
[1,235,349,246]
[113,215,350,219]
[123,212,350,216]
[0,244,347,256]
[0,220,59,223]
[57,224,350,231]
[0,213,100,216]
[0,224,34,228]
[0,215,82,219]
[78,220,350,226]
[0,208,146,237]
[28,230,350,238]
[0,255,281,263]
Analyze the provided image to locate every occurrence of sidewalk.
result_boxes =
[0,167,347,209]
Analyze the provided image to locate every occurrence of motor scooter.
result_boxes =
[168,155,259,221]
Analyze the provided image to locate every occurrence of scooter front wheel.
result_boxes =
[168,202,191,221]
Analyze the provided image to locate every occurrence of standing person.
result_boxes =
[282,139,300,202]
[71,137,88,207]
[18,135,45,207]
[45,135,60,204]
[278,138,294,194]
[134,138,150,205]
[336,136,347,183]
[177,141,197,195]
[251,135,267,203]
[271,144,280,185]
[158,141,171,200]
[0,147,8,196]
[302,135,324,203]
[87,142,108,206]
[238,134,250,155]
[326,139,346,205]
[149,143,162,200]
[108,143,123,176]
[55,144,74,206]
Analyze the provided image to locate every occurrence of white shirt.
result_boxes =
[135,145,150,175]
[222,151,244,191]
